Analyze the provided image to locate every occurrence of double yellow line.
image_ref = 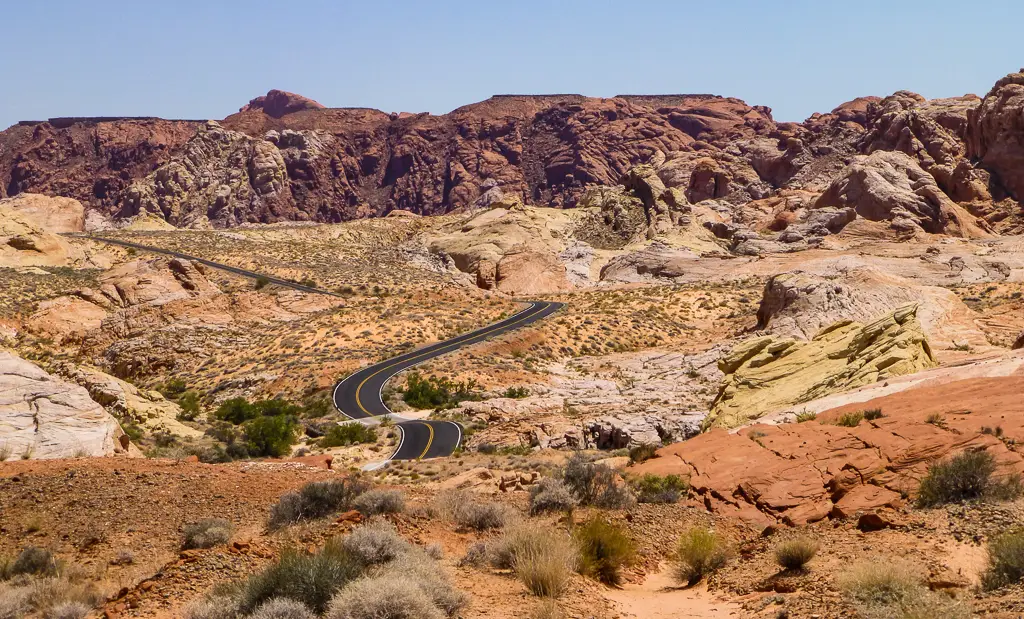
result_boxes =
[352,302,553,458]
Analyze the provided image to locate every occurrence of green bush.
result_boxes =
[236,542,361,615]
[628,444,658,464]
[216,398,259,424]
[560,453,635,509]
[402,372,481,410]
[269,478,370,528]
[255,277,270,290]
[573,518,636,585]
[630,474,688,504]
[774,537,819,571]
[300,397,332,418]
[674,528,728,585]
[159,378,188,398]
[244,415,298,458]
[916,449,1022,507]
[177,391,202,421]
[501,386,530,399]
[319,423,377,448]
[983,528,1024,590]
[183,519,234,550]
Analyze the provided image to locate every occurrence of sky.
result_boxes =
[2,0,1022,129]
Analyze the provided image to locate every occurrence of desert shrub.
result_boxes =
[529,478,578,515]
[573,518,636,585]
[326,576,443,619]
[674,528,729,585]
[183,519,234,550]
[269,478,370,528]
[22,578,101,618]
[319,423,377,448]
[177,391,202,421]
[300,397,332,419]
[631,474,689,504]
[501,386,530,399]
[529,600,562,619]
[0,586,30,619]
[774,537,819,571]
[388,551,468,616]
[839,561,969,619]
[215,398,259,424]
[453,501,511,530]
[458,543,488,568]
[0,444,12,462]
[237,542,362,615]
[45,601,91,619]
[352,489,405,516]
[559,453,635,509]
[182,595,240,619]
[862,408,884,421]
[794,411,817,423]
[491,526,577,598]
[11,548,57,578]
[628,444,658,464]
[982,528,1024,590]
[243,415,298,458]
[255,277,270,290]
[916,449,1021,507]
[341,519,410,567]
[249,598,314,619]
[159,378,188,398]
[835,411,864,428]
[402,373,481,410]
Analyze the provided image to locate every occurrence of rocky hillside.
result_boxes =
[4,73,1024,229]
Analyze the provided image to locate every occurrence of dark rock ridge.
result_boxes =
[1,77,1022,229]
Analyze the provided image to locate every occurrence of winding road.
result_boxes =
[85,235,563,462]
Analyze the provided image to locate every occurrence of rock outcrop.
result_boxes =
[239,89,326,117]
[0,196,88,267]
[814,150,989,237]
[634,375,1024,526]
[755,261,989,350]
[0,351,130,459]
[708,305,937,429]
[968,71,1024,201]
[57,364,202,438]
[0,193,86,233]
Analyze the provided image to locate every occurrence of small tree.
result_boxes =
[244,415,298,457]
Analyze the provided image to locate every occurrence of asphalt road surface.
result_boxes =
[84,235,563,461]
[332,300,564,460]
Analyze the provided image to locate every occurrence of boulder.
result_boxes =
[0,194,86,233]
[814,150,990,237]
[598,244,701,282]
[708,305,937,429]
[584,412,703,449]
[0,351,131,459]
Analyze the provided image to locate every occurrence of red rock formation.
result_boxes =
[239,89,326,117]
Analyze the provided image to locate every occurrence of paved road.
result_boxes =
[84,235,563,461]
[332,300,563,460]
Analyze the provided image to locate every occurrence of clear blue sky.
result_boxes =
[2,0,1021,129]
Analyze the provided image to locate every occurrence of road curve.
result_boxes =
[332,300,563,460]
[83,235,564,461]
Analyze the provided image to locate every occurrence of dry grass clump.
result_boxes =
[529,599,562,619]
[183,519,234,550]
[269,478,370,528]
[573,518,636,585]
[433,490,514,530]
[774,537,819,571]
[674,528,729,585]
[235,542,361,615]
[839,561,970,619]
[491,526,578,597]
[982,528,1024,590]
[45,601,92,619]
[352,489,405,516]
[249,597,315,619]
[326,577,442,619]
[183,595,241,619]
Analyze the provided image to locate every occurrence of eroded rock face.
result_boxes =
[0,351,129,459]
[755,261,988,349]
[239,89,326,117]
[708,305,937,429]
[57,364,202,438]
[968,72,1024,200]
[634,376,1024,526]
[814,150,989,237]
[0,193,85,233]
[0,198,86,267]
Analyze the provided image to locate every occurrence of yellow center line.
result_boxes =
[352,302,550,416]
[418,422,435,459]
